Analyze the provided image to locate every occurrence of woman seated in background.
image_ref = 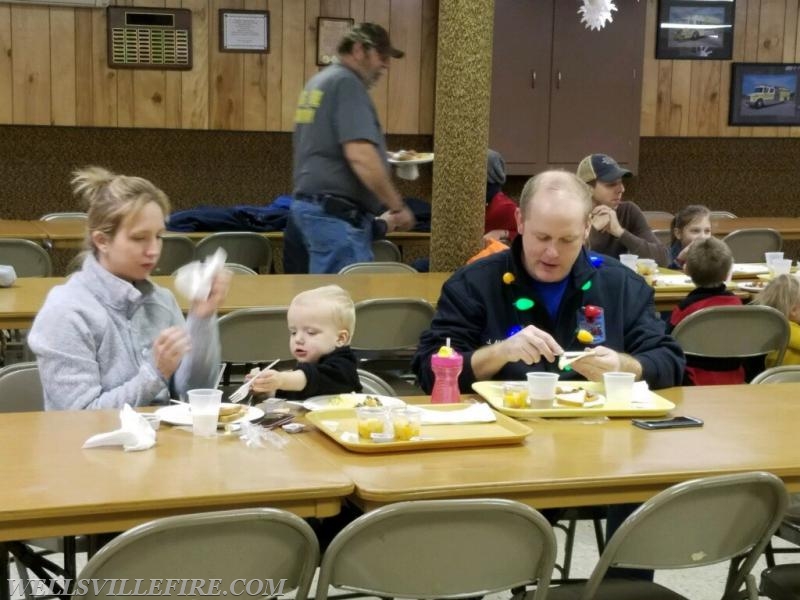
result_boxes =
[29,166,230,410]
[668,204,712,269]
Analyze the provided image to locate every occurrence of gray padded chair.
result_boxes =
[153,235,195,276]
[339,261,417,274]
[710,210,738,220]
[217,307,293,385]
[761,564,800,600]
[0,362,84,599]
[722,228,783,263]
[0,239,52,277]
[547,472,788,600]
[672,305,790,367]
[0,362,42,412]
[751,366,800,569]
[371,239,402,262]
[751,365,800,384]
[195,232,272,273]
[652,229,671,247]
[73,508,319,600]
[316,499,557,600]
[356,369,397,396]
[224,262,258,275]
[351,298,435,354]
[642,211,673,224]
[39,212,88,222]
[351,298,434,389]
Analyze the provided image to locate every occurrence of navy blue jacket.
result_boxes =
[412,239,685,392]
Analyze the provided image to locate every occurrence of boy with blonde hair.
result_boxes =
[250,285,362,398]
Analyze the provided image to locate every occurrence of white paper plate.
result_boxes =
[155,403,264,427]
[302,394,406,411]
[387,152,434,165]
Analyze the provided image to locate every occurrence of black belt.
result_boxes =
[294,194,367,227]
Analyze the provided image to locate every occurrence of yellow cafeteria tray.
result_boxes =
[471,381,675,418]
[306,403,531,453]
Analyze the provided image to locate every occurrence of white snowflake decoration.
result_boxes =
[578,0,617,31]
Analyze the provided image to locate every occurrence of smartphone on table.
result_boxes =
[631,416,704,430]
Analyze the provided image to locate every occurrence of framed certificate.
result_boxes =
[317,17,353,66]
[220,10,269,53]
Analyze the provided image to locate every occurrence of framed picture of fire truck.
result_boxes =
[656,0,734,60]
[729,63,800,126]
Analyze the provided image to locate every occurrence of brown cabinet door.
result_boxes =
[489,0,554,175]
[547,0,646,169]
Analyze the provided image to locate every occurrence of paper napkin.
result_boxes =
[416,403,497,425]
[174,248,227,302]
[631,381,653,406]
[83,404,156,452]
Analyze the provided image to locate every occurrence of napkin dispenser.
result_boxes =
[0,265,17,287]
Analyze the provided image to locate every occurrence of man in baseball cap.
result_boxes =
[577,153,669,267]
[288,22,413,274]
[339,22,404,59]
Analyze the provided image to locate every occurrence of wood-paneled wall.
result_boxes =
[641,0,800,137]
[0,0,437,133]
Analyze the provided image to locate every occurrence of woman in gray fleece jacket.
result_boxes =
[29,167,229,411]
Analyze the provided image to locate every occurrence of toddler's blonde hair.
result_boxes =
[291,285,356,337]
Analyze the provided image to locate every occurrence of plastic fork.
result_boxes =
[228,359,280,403]
[558,349,597,370]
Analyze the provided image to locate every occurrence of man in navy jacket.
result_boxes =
[413,170,684,392]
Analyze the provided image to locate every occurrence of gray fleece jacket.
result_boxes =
[28,254,220,410]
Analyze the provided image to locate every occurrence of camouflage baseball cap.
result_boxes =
[345,22,404,59]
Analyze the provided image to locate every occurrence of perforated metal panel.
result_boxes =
[107,7,192,70]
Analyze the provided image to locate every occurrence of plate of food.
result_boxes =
[155,403,264,427]
[301,393,406,411]
[387,150,434,165]
[737,281,769,293]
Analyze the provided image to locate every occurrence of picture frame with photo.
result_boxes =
[317,17,354,66]
[729,63,800,126]
[656,0,734,60]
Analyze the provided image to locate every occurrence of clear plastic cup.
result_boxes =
[603,372,635,403]
[188,388,222,437]
[527,372,559,408]
[771,258,792,277]
[620,254,638,271]
[391,406,422,441]
[765,252,784,267]
[502,382,529,409]
[356,406,391,440]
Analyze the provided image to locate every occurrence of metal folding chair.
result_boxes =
[73,508,319,600]
[316,499,556,600]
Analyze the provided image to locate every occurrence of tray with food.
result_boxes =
[306,403,531,453]
[387,150,434,165]
[471,381,675,418]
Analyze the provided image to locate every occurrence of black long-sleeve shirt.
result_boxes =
[281,345,362,400]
